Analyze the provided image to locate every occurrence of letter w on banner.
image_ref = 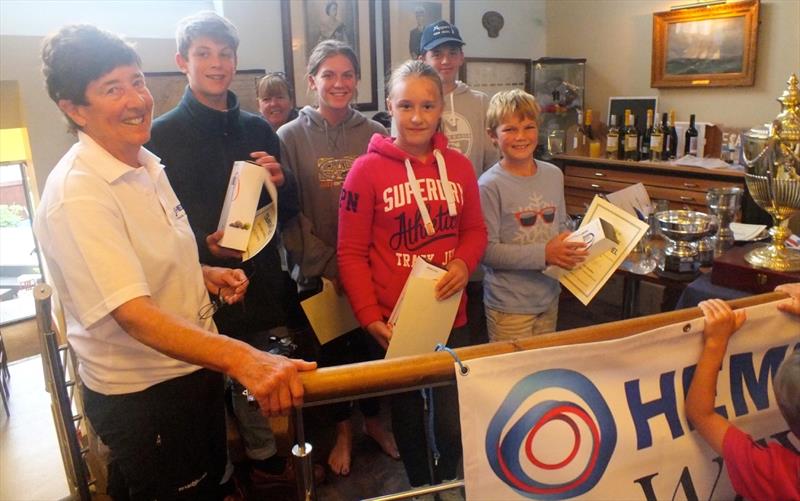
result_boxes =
[457,300,799,500]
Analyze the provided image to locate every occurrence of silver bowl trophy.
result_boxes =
[706,186,743,256]
[742,74,800,272]
[656,210,717,278]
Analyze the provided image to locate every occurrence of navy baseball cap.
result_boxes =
[419,20,464,53]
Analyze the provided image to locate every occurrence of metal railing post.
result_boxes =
[291,406,316,501]
[35,283,92,501]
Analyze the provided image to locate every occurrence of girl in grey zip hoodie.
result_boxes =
[276,39,395,477]
[279,105,385,286]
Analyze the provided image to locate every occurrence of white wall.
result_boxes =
[545,0,800,128]
[457,0,547,60]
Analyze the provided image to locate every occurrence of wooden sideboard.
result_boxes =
[551,154,748,217]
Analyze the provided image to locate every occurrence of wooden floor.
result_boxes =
[0,356,70,501]
[0,277,636,500]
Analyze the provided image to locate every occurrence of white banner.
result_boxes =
[457,300,799,500]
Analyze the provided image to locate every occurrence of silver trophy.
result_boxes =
[742,74,800,272]
[656,210,717,276]
[706,186,743,256]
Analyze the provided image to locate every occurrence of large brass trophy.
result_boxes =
[742,74,800,272]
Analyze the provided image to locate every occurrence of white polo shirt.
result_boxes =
[34,132,214,395]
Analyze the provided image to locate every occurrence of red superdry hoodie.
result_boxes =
[337,132,488,329]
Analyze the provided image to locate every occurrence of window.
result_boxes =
[0,162,43,325]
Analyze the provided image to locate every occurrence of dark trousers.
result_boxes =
[319,329,380,422]
[370,326,470,487]
[83,369,227,501]
[466,281,489,346]
[299,283,380,423]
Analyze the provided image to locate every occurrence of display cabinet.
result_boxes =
[531,57,586,157]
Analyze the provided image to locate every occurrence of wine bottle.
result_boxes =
[659,113,670,161]
[641,109,653,161]
[618,109,630,160]
[584,109,594,141]
[684,113,698,156]
[574,109,587,155]
[667,110,678,160]
[624,111,639,161]
[606,114,619,160]
[650,113,664,162]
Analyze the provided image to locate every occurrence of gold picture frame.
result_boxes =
[651,0,759,88]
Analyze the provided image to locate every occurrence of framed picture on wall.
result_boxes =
[382,0,454,77]
[457,57,530,99]
[281,0,378,110]
[651,0,759,88]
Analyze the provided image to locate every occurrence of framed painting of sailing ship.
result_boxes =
[651,0,759,88]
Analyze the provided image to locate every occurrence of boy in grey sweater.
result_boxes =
[479,90,587,341]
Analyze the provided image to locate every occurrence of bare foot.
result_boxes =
[328,420,353,476]
[364,416,400,459]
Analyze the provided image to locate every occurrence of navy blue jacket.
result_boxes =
[147,87,299,339]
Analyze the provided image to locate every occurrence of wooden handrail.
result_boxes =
[299,292,785,404]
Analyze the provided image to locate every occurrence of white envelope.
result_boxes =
[301,278,359,345]
[385,258,462,359]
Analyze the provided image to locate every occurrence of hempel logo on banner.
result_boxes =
[458,300,800,500]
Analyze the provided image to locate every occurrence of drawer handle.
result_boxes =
[591,183,602,189]
[756,273,768,286]
[679,196,694,201]
[683,182,699,188]
[593,172,606,177]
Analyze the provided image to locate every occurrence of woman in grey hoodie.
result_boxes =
[278,40,398,476]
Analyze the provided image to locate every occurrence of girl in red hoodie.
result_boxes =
[338,60,487,491]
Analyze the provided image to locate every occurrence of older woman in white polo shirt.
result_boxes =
[34,24,316,499]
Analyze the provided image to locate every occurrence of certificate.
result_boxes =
[554,196,649,305]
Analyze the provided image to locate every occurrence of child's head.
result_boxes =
[775,349,800,437]
[386,60,444,157]
[487,89,541,132]
[175,12,239,107]
[176,11,239,60]
[258,72,294,129]
[486,89,541,162]
[419,20,464,86]
[306,40,360,111]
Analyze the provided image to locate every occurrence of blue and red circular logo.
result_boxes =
[485,369,617,499]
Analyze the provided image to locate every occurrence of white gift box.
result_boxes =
[218,161,266,251]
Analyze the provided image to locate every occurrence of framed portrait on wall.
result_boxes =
[651,0,759,88]
[382,0,454,77]
[281,0,378,110]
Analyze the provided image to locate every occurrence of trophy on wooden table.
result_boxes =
[706,186,743,256]
[742,73,800,272]
[656,210,716,278]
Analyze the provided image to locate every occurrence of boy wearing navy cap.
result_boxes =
[419,20,498,346]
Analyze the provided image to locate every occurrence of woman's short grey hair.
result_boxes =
[41,24,140,132]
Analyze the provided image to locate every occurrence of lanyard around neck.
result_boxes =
[403,150,458,237]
